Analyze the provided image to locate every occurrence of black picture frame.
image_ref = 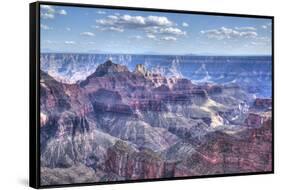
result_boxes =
[30,1,274,189]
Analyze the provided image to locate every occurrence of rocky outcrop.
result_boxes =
[79,60,130,87]
[105,141,165,179]
[204,84,223,94]
[172,78,193,91]
[168,118,272,176]
[253,98,272,110]
[134,64,150,76]
[92,60,129,77]
[40,70,71,113]
[244,113,264,128]
[41,164,98,186]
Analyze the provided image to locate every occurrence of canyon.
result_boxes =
[40,59,272,185]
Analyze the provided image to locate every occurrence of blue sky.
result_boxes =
[40,4,272,55]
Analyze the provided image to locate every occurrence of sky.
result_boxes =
[40,4,272,55]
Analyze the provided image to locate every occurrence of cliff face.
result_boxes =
[105,141,165,179]
[40,60,272,185]
[40,70,71,113]
[253,98,272,110]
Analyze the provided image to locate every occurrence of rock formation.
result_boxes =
[40,60,272,185]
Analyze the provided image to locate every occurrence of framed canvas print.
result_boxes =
[29,1,274,188]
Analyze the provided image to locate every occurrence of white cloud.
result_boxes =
[160,36,177,41]
[80,32,95,37]
[97,10,106,14]
[245,36,271,47]
[148,27,186,36]
[96,14,173,29]
[64,41,76,45]
[129,35,143,40]
[66,27,71,31]
[261,23,271,29]
[40,24,52,30]
[58,9,67,15]
[95,25,124,32]
[44,40,57,44]
[182,22,189,27]
[97,14,145,27]
[96,14,186,40]
[240,31,258,38]
[40,5,67,19]
[146,34,156,39]
[106,27,124,32]
[146,16,173,26]
[144,26,159,34]
[41,5,55,13]
[234,26,256,31]
[41,13,55,19]
[256,36,271,42]
[251,41,265,46]
[201,26,257,40]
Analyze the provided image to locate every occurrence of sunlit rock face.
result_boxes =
[40,58,272,185]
